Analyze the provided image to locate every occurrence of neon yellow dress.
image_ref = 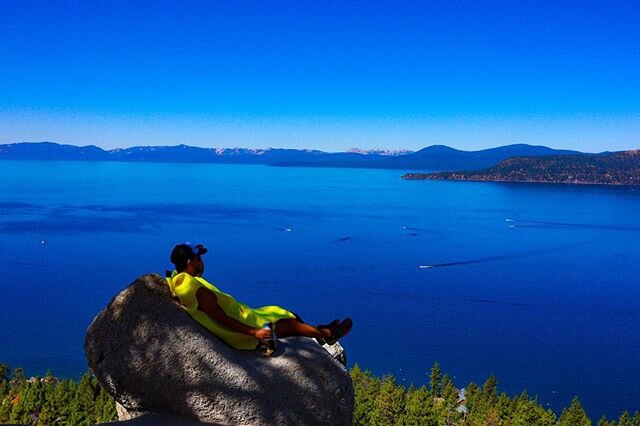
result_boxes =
[166,272,296,350]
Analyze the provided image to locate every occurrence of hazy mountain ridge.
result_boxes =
[403,150,640,185]
[0,141,584,171]
[346,148,413,156]
[378,144,582,170]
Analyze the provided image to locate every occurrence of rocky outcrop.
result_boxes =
[85,274,353,426]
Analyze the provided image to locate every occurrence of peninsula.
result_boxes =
[403,150,640,186]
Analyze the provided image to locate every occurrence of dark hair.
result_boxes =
[170,244,197,272]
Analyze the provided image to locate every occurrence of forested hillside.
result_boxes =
[0,364,116,425]
[1,361,637,425]
[404,150,640,186]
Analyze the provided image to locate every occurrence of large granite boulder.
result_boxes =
[85,274,353,426]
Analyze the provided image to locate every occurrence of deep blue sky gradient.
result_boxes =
[1,0,638,151]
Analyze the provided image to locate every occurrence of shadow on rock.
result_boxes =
[85,274,353,426]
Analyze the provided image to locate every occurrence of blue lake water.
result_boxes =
[1,160,639,418]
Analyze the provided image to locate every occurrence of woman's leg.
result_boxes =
[274,319,331,339]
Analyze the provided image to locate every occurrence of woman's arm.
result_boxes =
[195,287,271,340]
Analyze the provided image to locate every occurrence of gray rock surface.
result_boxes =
[102,412,223,425]
[85,274,354,426]
[322,342,346,366]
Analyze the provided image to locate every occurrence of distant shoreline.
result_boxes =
[403,150,640,187]
[402,174,640,187]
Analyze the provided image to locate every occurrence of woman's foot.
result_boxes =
[325,318,353,346]
[317,319,340,330]
[315,319,340,344]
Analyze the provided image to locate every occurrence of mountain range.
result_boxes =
[0,142,584,171]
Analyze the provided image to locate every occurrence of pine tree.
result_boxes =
[463,382,480,413]
[558,396,591,426]
[464,374,500,425]
[27,378,48,424]
[53,379,76,424]
[9,378,30,425]
[11,368,26,388]
[511,396,556,426]
[619,411,633,426]
[401,385,437,426]
[496,392,512,420]
[0,389,12,423]
[543,407,558,425]
[482,374,498,406]
[351,364,382,426]
[511,395,536,426]
[0,379,7,403]
[6,366,27,423]
[68,376,93,426]
[0,363,9,382]
[439,374,462,426]
[94,384,118,423]
[429,362,442,398]
[370,375,405,426]
[483,408,502,426]
[77,372,98,421]
[36,377,57,426]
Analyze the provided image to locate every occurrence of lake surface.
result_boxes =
[1,160,639,418]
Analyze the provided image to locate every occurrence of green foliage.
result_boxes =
[430,362,443,398]
[350,365,636,426]
[482,374,498,406]
[401,385,437,426]
[559,396,591,426]
[438,373,463,425]
[370,375,405,426]
[618,410,634,426]
[510,395,556,426]
[12,367,26,386]
[0,362,117,425]
[351,364,382,426]
[0,363,9,382]
[2,360,639,426]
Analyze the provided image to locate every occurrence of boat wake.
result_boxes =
[419,241,590,270]
[505,218,640,232]
[330,236,352,243]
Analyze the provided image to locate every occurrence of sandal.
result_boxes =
[317,319,340,330]
[325,318,353,346]
[315,319,340,345]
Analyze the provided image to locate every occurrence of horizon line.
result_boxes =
[2,140,614,155]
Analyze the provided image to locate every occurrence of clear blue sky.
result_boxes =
[1,0,638,152]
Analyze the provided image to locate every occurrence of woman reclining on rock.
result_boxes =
[166,242,352,351]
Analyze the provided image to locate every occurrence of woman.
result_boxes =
[166,242,352,351]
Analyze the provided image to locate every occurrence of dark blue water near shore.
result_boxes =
[1,160,639,418]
